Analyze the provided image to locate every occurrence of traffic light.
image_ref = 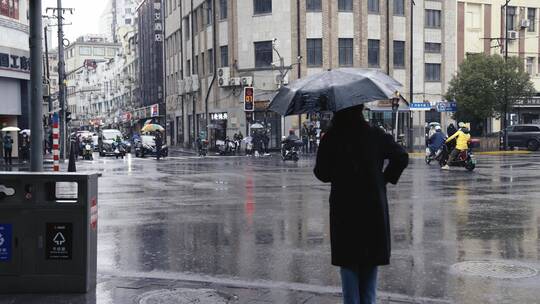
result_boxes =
[244,87,254,112]
[65,111,72,123]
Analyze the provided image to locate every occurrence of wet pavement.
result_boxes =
[2,151,540,303]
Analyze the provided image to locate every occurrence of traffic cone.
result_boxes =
[68,142,76,172]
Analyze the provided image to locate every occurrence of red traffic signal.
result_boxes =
[244,87,254,112]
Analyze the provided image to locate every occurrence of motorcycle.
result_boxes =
[425,146,444,165]
[82,141,94,160]
[198,139,209,157]
[112,141,126,159]
[216,139,236,155]
[439,142,476,171]
[281,139,303,162]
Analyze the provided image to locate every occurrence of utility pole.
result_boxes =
[409,0,415,152]
[29,0,44,171]
[44,25,52,113]
[46,1,73,160]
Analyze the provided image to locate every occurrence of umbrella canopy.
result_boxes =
[250,123,264,129]
[20,129,31,135]
[1,126,21,132]
[141,124,164,133]
[268,68,403,116]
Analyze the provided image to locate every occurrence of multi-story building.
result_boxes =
[65,35,121,126]
[136,0,165,130]
[164,0,457,149]
[100,0,139,43]
[0,0,30,157]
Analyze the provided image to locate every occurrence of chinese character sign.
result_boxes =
[244,87,254,112]
[154,0,163,42]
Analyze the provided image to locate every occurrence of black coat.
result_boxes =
[314,124,408,267]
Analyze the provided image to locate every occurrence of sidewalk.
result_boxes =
[0,272,450,304]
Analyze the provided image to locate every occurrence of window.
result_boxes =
[206,0,212,25]
[393,41,405,68]
[254,0,272,15]
[425,63,441,82]
[524,126,540,132]
[306,0,322,12]
[425,9,441,28]
[254,41,273,67]
[339,38,353,66]
[338,0,353,12]
[393,0,404,16]
[507,6,516,31]
[186,59,191,76]
[125,8,131,14]
[79,46,91,56]
[193,9,198,32]
[368,0,379,13]
[201,52,205,75]
[526,57,535,75]
[528,8,536,32]
[306,38,323,67]
[220,0,227,19]
[94,47,105,56]
[208,49,214,74]
[184,17,190,40]
[425,42,441,53]
[368,39,380,67]
[220,45,229,67]
[125,18,131,24]
[194,55,199,74]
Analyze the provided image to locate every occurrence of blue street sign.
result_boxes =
[436,102,457,112]
[0,224,12,262]
[410,103,432,111]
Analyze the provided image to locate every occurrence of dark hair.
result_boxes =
[330,104,368,130]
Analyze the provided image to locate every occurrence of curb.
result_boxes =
[409,151,532,157]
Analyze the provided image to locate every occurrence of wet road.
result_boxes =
[72,152,540,303]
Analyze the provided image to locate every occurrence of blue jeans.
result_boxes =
[340,266,378,304]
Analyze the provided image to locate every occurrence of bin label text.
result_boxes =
[0,224,12,262]
[46,223,72,260]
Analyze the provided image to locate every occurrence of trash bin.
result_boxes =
[0,172,100,293]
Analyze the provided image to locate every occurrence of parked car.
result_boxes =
[504,124,540,151]
[98,129,127,157]
[134,135,168,158]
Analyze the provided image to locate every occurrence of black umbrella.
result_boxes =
[268,68,402,116]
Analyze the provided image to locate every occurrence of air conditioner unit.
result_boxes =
[191,74,200,92]
[508,30,519,40]
[241,76,253,86]
[185,76,193,93]
[218,67,231,87]
[274,74,289,85]
[520,19,531,29]
[178,79,185,95]
[229,77,241,86]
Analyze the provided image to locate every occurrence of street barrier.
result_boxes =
[0,172,100,293]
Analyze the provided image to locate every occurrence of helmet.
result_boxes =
[435,126,441,131]
[458,122,465,128]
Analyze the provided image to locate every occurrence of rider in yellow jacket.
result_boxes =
[442,127,471,169]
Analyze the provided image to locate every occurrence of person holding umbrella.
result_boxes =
[154,131,163,160]
[314,104,408,303]
[269,68,408,304]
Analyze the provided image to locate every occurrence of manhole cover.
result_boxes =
[137,288,230,304]
[451,260,538,279]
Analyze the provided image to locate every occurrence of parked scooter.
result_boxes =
[439,142,476,171]
[217,138,236,155]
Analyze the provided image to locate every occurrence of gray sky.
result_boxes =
[42,0,108,47]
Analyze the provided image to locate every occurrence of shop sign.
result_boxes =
[0,0,19,19]
[154,1,163,42]
[210,113,228,120]
[151,104,159,117]
[436,101,457,112]
[410,103,432,111]
[0,52,30,73]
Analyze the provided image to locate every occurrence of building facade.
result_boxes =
[100,0,139,43]
[137,0,165,129]
[0,0,30,157]
[163,0,457,149]
[458,0,540,130]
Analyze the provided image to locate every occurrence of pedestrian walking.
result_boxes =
[262,130,270,154]
[3,133,14,165]
[154,132,163,160]
[314,104,408,304]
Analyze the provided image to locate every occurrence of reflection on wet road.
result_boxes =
[79,153,540,303]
